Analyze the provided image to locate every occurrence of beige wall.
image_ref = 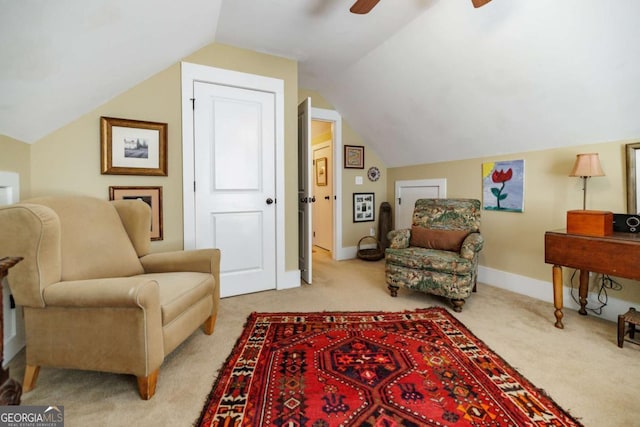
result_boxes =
[9,40,637,301]
[29,42,300,271]
[299,89,388,248]
[387,139,640,304]
[0,135,31,200]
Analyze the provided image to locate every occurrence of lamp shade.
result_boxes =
[569,153,605,177]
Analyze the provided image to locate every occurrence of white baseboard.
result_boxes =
[278,269,301,290]
[335,244,377,261]
[328,254,632,323]
[335,246,357,261]
[478,265,634,324]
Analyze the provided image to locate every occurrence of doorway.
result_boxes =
[310,108,343,260]
[312,135,333,252]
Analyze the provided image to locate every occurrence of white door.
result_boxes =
[193,81,276,297]
[0,171,24,362]
[313,144,332,251]
[395,179,447,229]
[298,98,312,284]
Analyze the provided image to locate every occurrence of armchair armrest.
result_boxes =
[460,232,484,260]
[42,277,159,308]
[388,229,410,249]
[139,249,220,275]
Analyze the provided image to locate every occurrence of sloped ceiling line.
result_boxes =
[2,0,640,169]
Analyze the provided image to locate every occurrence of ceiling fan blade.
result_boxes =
[471,0,492,7]
[350,0,381,14]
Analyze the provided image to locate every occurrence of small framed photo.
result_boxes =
[353,192,375,222]
[344,145,365,169]
[316,157,328,186]
[101,117,168,176]
[109,186,163,240]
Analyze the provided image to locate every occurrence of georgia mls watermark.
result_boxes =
[0,406,64,427]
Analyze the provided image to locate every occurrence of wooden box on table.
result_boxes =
[566,210,613,237]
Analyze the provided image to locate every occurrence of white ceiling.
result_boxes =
[2,0,640,167]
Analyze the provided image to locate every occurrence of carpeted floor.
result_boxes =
[9,249,640,426]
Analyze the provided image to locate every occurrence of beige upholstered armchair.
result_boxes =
[385,199,483,312]
[0,196,220,399]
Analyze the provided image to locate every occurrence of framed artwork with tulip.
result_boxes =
[482,160,525,212]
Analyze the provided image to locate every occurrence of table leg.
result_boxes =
[552,265,564,329]
[578,269,589,315]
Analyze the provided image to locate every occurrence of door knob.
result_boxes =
[311,196,316,203]
[266,198,274,205]
[300,197,308,203]
[324,196,330,200]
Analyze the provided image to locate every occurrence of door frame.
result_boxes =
[181,61,288,290]
[310,107,343,260]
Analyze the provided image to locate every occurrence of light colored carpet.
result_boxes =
[10,249,638,426]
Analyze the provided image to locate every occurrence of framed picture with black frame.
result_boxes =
[353,192,375,222]
[344,145,364,169]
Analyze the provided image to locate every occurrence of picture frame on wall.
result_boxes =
[109,186,163,240]
[626,142,640,214]
[481,159,525,212]
[101,117,168,176]
[344,145,365,169]
[353,192,375,222]
[316,157,328,186]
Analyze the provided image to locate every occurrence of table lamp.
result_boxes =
[567,152,611,236]
[569,153,605,210]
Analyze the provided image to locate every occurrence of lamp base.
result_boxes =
[567,210,613,236]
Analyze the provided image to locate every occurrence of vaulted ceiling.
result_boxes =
[2,0,640,167]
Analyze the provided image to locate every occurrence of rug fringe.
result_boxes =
[194,312,261,427]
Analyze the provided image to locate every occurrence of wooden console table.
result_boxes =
[544,231,640,329]
[0,257,22,404]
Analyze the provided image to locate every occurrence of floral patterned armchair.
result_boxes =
[385,199,483,312]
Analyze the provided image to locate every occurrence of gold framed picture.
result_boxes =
[101,117,168,176]
[109,186,163,240]
[316,157,328,186]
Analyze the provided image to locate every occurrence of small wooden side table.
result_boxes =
[0,256,23,405]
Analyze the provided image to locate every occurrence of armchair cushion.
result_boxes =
[409,226,469,252]
[386,247,475,275]
[140,272,214,326]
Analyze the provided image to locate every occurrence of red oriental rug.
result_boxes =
[197,308,583,426]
